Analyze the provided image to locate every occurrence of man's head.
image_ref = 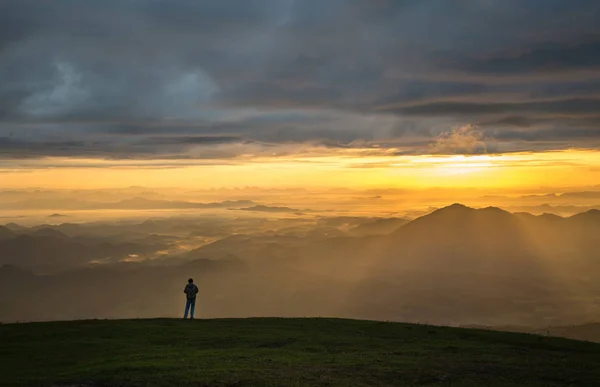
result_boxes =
[188,278,194,284]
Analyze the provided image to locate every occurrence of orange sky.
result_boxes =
[2,149,600,191]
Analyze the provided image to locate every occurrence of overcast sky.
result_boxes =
[1,0,600,162]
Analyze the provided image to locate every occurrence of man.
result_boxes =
[183,278,199,319]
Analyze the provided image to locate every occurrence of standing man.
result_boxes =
[184,278,199,319]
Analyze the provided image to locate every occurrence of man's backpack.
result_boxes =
[186,284,196,300]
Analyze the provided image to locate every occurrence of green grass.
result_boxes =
[1,318,599,387]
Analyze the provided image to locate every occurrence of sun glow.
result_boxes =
[403,155,497,175]
[2,149,600,190]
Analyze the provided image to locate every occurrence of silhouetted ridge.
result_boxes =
[238,205,302,213]
[567,209,600,225]
[514,212,565,231]
[389,203,531,259]
[394,203,475,226]
[479,206,510,214]
[0,226,16,240]
[538,213,564,221]
[396,204,514,231]
[31,228,69,239]
[48,213,68,218]
[4,223,25,231]
[435,203,474,213]
[570,209,600,218]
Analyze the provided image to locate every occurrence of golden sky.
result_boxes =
[2,2,600,195]
[2,149,599,190]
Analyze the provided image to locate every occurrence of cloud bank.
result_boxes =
[1,0,600,162]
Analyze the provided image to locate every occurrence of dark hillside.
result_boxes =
[1,318,599,387]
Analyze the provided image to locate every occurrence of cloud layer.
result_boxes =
[1,0,600,161]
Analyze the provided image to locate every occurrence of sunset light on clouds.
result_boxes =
[1,0,600,193]
[4,3,600,380]
[2,148,600,190]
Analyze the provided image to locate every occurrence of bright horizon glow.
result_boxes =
[2,149,600,190]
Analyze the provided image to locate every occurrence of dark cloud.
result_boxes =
[1,0,600,161]
[389,98,600,116]
[140,136,242,146]
[490,127,600,142]
[457,40,600,76]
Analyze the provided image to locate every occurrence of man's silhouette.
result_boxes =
[183,278,199,319]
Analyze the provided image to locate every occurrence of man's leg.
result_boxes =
[190,300,196,319]
[184,300,190,319]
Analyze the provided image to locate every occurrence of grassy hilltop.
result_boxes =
[1,318,599,387]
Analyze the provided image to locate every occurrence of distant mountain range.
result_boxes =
[0,226,169,272]
[2,203,600,325]
[237,205,307,213]
[0,197,256,210]
[348,218,409,236]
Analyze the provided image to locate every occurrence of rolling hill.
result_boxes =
[1,318,599,387]
[2,204,600,326]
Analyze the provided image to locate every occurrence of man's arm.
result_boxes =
[194,285,199,294]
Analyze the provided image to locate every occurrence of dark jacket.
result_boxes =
[184,283,199,300]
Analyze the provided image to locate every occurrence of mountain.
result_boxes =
[103,197,257,209]
[3,197,257,210]
[514,212,564,222]
[514,212,566,238]
[2,204,600,326]
[48,213,68,218]
[561,191,600,199]
[222,203,600,278]
[349,217,409,236]
[238,205,304,213]
[277,203,600,325]
[0,234,169,271]
[0,198,92,210]
[4,223,26,232]
[537,213,564,222]
[30,228,70,239]
[0,225,15,240]
[505,204,600,216]
[567,209,600,226]
[386,204,533,260]
[375,203,600,275]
